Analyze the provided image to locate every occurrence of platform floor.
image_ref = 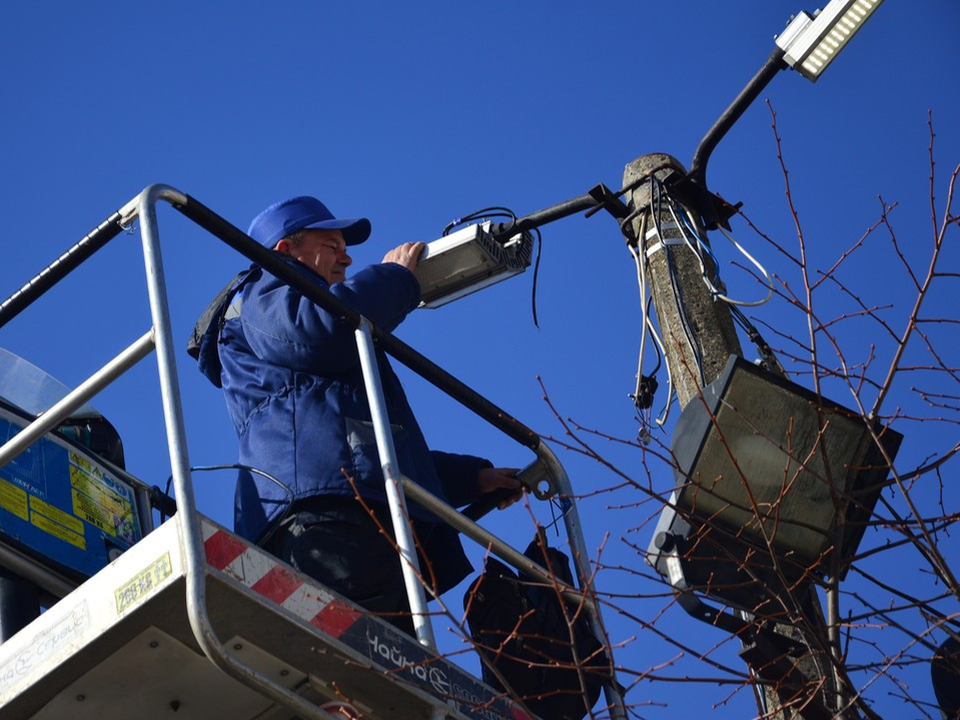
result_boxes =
[0,516,528,720]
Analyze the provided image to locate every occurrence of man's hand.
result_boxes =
[382,241,426,273]
[477,467,525,510]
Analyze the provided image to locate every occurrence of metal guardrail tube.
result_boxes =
[537,443,628,720]
[0,544,75,599]
[372,332,541,449]
[173,194,541,451]
[355,320,437,650]
[402,478,592,611]
[536,444,592,590]
[0,330,156,471]
[407,443,628,720]
[0,183,624,718]
[138,185,342,720]
[0,210,128,331]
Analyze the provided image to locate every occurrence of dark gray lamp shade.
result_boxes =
[672,355,901,575]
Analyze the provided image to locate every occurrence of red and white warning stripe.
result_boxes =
[201,520,362,638]
[200,521,533,720]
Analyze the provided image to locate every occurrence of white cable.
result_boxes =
[631,214,674,428]
[631,251,649,401]
[631,214,650,404]
[651,184,705,395]
[713,222,775,307]
[634,179,775,428]
[661,187,774,308]
[666,196,709,275]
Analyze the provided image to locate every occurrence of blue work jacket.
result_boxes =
[205,259,489,543]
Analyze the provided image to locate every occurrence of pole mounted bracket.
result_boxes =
[670,571,833,720]
[584,183,631,221]
[662,170,742,231]
[739,632,834,720]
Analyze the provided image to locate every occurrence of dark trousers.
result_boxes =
[260,495,473,636]
[261,496,416,633]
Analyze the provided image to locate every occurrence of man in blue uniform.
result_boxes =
[196,195,520,631]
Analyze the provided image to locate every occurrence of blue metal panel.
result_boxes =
[0,408,142,580]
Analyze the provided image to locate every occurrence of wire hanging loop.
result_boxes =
[655,181,774,308]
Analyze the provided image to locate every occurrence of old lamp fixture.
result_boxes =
[647,356,902,617]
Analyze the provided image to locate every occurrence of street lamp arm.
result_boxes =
[688,47,788,186]
[667,48,788,231]
[488,183,631,241]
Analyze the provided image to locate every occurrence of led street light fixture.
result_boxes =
[776,0,885,81]
[414,222,534,308]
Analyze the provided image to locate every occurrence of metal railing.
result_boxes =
[0,184,626,720]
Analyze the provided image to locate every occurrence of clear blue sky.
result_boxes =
[1,2,958,718]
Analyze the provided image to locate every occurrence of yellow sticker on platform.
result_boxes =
[115,552,173,613]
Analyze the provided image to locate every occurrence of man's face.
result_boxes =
[278,229,352,284]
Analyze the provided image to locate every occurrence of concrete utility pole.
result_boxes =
[622,153,741,403]
[622,154,837,719]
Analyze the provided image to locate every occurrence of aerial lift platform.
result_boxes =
[0,185,626,720]
[0,508,530,719]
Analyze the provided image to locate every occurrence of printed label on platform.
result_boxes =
[115,552,173,614]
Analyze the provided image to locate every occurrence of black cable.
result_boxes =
[631,297,662,413]
[162,464,295,547]
[530,227,543,328]
[442,207,518,236]
[645,297,663,379]
[651,175,705,386]
[729,305,788,379]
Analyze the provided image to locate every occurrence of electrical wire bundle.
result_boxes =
[626,176,776,436]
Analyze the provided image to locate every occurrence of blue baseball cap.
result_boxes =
[247,196,371,248]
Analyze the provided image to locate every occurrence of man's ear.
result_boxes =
[273,239,291,256]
